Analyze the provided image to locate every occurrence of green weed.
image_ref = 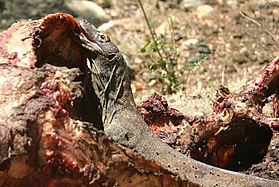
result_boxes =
[138,0,210,93]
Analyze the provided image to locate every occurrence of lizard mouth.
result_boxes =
[70,30,104,57]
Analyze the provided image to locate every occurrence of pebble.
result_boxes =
[131,81,144,92]
[197,41,211,54]
[196,5,214,19]
[155,16,178,35]
[193,112,205,118]
[179,0,205,10]
[93,0,113,8]
[183,38,199,47]
[65,0,109,27]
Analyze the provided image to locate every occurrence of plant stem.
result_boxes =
[138,0,164,60]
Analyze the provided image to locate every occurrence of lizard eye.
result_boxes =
[99,33,110,42]
[107,53,116,60]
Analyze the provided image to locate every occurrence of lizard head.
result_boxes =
[77,19,120,61]
[71,19,133,113]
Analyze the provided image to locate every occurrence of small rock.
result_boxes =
[183,38,199,47]
[131,81,144,92]
[142,71,158,83]
[179,0,205,10]
[193,112,205,118]
[196,5,214,19]
[148,79,157,87]
[92,0,113,8]
[155,16,178,35]
[227,0,239,7]
[233,53,247,64]
[197,41,211,54]
[65,0,109,27]
[155,21,169,35]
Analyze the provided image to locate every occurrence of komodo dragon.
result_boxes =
[71,19,279,187]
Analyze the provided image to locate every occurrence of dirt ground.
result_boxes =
[95,0,279,118]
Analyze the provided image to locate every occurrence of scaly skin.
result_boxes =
[72,19,279,187]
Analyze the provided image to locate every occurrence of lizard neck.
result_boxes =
[102,74,136,127]
[91,52,149,147]
[92,54,137,127]
[98,63,151,148]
